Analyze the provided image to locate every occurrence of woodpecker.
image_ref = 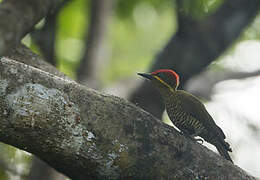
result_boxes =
[138,69,233,163]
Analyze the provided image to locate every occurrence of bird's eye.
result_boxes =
[157,72,164,79]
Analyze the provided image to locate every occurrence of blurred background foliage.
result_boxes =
[56,0,175,82]
[24,0,230,83]
[1,0,260,179]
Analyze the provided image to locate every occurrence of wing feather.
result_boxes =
[177,90,226,139]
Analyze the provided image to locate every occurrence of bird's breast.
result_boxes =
[164,95,186,123]
[164,93,198,135]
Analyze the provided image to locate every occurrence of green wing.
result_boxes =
[177,90,226,139]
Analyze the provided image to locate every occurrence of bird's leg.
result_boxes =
[193,137,204,144]
[179,130,190,137]
[191,132,204,144]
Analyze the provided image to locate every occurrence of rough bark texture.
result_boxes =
[29,2,71,177]
[0,48,257,180]
[0,0,60,56]
[129,0,260,118]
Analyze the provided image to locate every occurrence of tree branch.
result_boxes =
[0,49,257,179]
[0,0,60,56]
[7,45,70,180]
[185,68,260,100]
[31,0,72,66]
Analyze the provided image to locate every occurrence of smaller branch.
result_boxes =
[31,0,72,66]
[0,0,60,56]
[185,68,260,100]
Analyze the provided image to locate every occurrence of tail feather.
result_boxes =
[224,141,232,152]
[215,142,233,163]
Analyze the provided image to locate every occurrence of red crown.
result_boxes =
[151,69,179,84]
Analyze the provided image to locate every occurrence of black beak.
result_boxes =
[137,73,153,80]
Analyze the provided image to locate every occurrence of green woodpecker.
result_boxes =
[138,69,233,163]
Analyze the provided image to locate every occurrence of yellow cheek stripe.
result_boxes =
[153,75,174,92]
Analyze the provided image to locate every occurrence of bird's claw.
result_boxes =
[180,131,204,144]
[194,137,204,144]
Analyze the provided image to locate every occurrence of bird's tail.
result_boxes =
[215,141,233,163]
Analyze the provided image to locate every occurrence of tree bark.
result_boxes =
[0,0,60,56]
[0,46,257,180]
[129,0,260,118]
[29,1,71,177]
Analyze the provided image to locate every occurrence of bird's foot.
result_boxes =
[188,136,204,144]
[193,137,204,144]
[180,131,204,144]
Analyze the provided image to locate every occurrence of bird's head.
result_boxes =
[138,69,180,91]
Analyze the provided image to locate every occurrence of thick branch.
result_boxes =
[7,45,70,180]
[0,0,60,56]
[130,0,260,118]
[0,55,256,179]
